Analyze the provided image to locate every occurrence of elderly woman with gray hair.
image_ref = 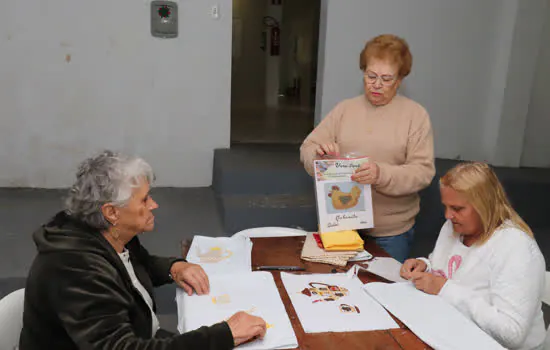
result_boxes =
[19,151,266,350]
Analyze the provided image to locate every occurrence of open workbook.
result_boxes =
[180,235,298,349]
[177,272,298,350]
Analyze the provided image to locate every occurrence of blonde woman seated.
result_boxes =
[401,162,546,350]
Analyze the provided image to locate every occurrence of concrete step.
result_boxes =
[217,193,317,234]
[213,146,313,196]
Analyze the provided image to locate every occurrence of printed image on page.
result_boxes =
[281,272,398,333]
[314,157,374,233]
[177,272,298,350]
[185,235,252,275]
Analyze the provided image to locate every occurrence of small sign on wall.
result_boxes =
[272,0,282,5]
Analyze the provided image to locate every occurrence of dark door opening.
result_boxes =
[231,0,321,145]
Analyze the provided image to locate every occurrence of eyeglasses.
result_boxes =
[364,71,397,86]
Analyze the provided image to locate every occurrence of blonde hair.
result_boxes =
[359,34,413,78]
[440,162,533,245]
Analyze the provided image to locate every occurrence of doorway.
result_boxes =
[231,0,321,145]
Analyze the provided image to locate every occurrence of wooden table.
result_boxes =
[180,236,431,349]
[249,236,431,350]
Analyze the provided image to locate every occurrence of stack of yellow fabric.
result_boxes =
[320,230,364,251]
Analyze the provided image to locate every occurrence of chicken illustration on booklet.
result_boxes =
[313,156,374,233]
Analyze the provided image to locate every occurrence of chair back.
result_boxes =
[0,288,25,350]
[232,227,307,238]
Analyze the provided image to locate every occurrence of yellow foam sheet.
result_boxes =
[320,230,364,251]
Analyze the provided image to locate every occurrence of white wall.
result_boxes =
[315,0,547,165]
[480,0,520,165]
[493,0,547,166]
[0,0,232,187]
[521,3,550,167]
[2,0,549,189]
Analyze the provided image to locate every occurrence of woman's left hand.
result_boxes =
[170,262,210,295]
[351,162,380,184]
[410,272,447,295]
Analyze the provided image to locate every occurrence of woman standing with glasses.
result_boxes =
[300,34,435,262]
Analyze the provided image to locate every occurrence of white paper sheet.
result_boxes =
[185,235,252,275]
[280,272,398,333]
[360,257,408,283]
[177,272,298,350]
[364,282,505,350]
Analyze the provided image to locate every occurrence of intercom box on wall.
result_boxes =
[151,1,178,38]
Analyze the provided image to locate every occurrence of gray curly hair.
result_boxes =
[65,150,155,231]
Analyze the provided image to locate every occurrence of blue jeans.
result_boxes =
[370,227,415,263]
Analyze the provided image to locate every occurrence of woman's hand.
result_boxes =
[400,259,427,280]
[226,311,267,346]
[410,271,447,295]
[315,143,340,158]
[351,162,379,184]
[170,262,210,295]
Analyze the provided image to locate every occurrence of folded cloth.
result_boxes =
[320,230,364,251]
[302,255,350,267]
[301,233,357,267]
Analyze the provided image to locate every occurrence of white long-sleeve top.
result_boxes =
[420,220,546,349]
[118,249,160,337]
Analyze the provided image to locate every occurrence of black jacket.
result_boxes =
[19,211,234,350]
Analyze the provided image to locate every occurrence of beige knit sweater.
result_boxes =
[301,94,435,237]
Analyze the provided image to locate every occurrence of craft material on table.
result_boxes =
[348,250,373,262]
[319,230,364,251]
[301,233,358,267]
